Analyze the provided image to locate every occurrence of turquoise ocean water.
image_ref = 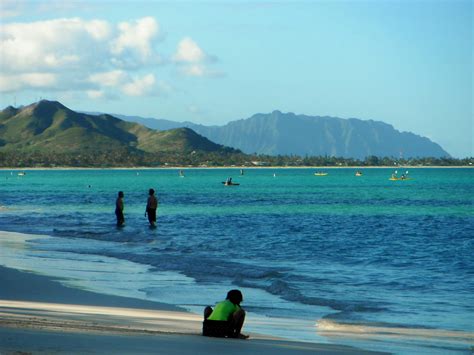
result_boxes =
[0,168,473,353]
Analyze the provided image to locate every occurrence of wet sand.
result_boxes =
[0,266,386,354]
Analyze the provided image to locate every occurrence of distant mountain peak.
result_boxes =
[23,99,66,110]
[3,105,18,115]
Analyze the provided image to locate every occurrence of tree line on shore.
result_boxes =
[0,150,471,168]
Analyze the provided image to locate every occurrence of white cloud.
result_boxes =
[1,18,112,73]
[0,73,57,92]
[0,16,220,97]
[173,37,221,77]
[88,70,127,87]
[121,74,156,96]
[111,17,160,60]
[0,17,166,96]
[173,37,206,63]
[85,19,112,40]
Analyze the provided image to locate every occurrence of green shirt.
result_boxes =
[207,300,240,321]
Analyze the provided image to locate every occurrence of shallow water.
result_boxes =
[1,168,473,353]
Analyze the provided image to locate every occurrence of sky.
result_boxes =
[0,0,472,157]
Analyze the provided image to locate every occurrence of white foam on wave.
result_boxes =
[317,319,474,340]
[316,319,474,353]
[0,230,194,301]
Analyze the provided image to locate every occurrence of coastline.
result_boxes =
[1,165,472,170]
[0,265,385,354]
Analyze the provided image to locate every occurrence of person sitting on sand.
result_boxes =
[145,188,158,227]
[203,289,248,339]
[115,191,125,227]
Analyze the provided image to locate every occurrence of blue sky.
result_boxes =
[0,0,472,157]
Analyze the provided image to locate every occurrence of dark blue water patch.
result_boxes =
[3,210,473,276]
[167,194,472,208]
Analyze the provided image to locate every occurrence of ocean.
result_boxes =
[0,168,473,353]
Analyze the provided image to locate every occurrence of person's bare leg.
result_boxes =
[232,309,248,338]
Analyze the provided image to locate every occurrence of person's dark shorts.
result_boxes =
[147,208,156,222]
[115,209,124,223]
[202,319,233,338]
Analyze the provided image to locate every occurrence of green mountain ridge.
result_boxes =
[0,100,235,156]
[2,100,463,168]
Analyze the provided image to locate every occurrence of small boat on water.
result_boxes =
[17,172,26,176]
[222,177,239,186]
[314,172,328,176]
[355,171,363,176]
[222,182,240,186]
[389,170,412,181]
[179,170,185,177]
[389,176,412,181]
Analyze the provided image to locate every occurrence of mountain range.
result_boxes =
[0,101,234,156]
[0,100,449,161]
[112,111,449,159]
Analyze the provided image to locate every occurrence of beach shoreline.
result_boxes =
[0,265,385,354]
[1,165,472,171]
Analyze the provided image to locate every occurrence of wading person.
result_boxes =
[115,191,125,227]
[145,188,158,227]
[203,289,248,339]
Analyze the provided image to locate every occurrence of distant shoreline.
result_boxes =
[1,165,473,171]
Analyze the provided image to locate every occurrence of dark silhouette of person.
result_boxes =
[115,191,124,227]
[203,289,248,339]
[145,188,158,227]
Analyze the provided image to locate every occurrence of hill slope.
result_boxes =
[117,111,449,158]
[0,101,233,156]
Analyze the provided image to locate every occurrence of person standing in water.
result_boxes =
[145,188,158,227]
[115,191,125,227]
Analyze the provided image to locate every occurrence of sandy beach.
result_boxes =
[0,266,386,354]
